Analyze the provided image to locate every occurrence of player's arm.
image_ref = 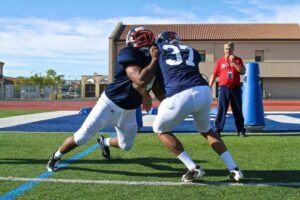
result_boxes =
[126,45,159,87]
[149,69,165,102]
[229,55,245,75]
[151,79,165,102]
[132,83,152,112]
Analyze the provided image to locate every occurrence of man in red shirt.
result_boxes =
[209,42,246,136]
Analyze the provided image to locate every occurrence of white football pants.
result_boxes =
[74,92,137,150]
[153,85,212,133]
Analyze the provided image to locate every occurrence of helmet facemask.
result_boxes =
[126,27,155,49]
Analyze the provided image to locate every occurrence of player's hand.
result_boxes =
[142,93,152,112]
[150,45,159,59]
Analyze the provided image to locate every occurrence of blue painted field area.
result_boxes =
[0,112,299,133]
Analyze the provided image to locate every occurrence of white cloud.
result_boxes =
[0,17,117,78]
[143,4,198,21]
[0,11,200,78]
[0,18,112,55]
[221,0,300,23]
[0,2,299,78]
[106,15,197,25]
[265,5,300,23]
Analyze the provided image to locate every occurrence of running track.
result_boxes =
[1,99,300,111]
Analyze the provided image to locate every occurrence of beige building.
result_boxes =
[109,23,300,99]
[81,75,108,98]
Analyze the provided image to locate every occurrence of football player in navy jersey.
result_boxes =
[46,27,159,172]
[153,31,243,182]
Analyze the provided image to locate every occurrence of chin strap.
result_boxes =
[138,47,150,56]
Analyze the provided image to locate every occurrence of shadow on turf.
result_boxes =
[1,157,300,183]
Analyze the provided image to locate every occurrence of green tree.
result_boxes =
[15,69,65,86]
[14,69,65,99]
[14,76,33,86]
[45,69,65,85]
[29,74,44,85]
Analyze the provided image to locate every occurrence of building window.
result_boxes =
[255,50,264,62]
[198,50,206,62]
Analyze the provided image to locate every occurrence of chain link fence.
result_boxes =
[0,84,81,100]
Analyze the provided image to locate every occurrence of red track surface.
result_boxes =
[1,99,300,111]
[0,100,97,111]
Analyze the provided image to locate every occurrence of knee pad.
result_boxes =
[153,119,167,133]
[152,118,161,133]
[153,124,159,133]
[74,119,106,145]
[117,123,137,151]
[119,140,134,151]
[74,129,94,145]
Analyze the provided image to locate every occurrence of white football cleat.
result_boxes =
[182,166,206,182]
[229,167,244,182]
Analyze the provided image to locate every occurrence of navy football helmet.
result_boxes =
[155,31,180,46]
[126,27,155,49]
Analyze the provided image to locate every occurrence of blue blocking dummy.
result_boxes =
[242,62,265,131]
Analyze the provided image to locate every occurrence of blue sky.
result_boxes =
[1,0,299,79]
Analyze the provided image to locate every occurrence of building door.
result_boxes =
[85,84,95,97]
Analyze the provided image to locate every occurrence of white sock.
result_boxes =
[177,151,197,171]
[220,151,237,171]
[104,137,111,147]
[54,150,63,159]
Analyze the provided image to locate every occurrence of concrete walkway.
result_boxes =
[0,111,299,133]
[0,111,78,128]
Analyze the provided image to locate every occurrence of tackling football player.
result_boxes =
[47,27,158,172]
[153,31,244,182]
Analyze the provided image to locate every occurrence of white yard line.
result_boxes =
[1,177,299,187]
[264,111,300,114]
[0,111,78,128]
[265,115,300,124]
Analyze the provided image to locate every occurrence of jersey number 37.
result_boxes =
[162,45,195,67]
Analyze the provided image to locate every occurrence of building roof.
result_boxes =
[3,76,16,81]
[116,23,300,41]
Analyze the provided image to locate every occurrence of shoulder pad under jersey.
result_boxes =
[117,47,141,65]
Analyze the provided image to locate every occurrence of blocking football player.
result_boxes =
[46,27,158,172]
[153,31,244,182]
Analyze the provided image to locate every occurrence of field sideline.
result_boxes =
[0,132,299,200]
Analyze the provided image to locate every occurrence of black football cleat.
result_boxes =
[46,153,61,172]
[97,135,111,160]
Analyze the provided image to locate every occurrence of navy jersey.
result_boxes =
[157,44,208,97]
[105,47,151,109]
